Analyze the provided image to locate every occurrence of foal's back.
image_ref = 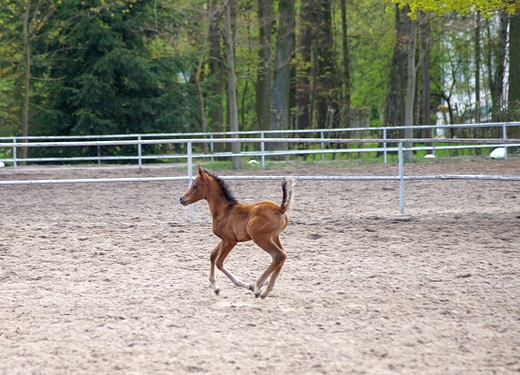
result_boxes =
[216,200,289,243]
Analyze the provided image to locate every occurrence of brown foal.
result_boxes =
[180,166,294,299]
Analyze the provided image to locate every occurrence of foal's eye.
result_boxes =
[193,184,199,189]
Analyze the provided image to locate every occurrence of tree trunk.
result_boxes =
[420,13,432,151]
[269,0,295,150]
[508,12,520,138]
[475,12,481,124]
[209,4,225,151]
[488,12,508,125]
[195,0,215,154]
[255,0,272,131]
[420,16,430,127]
[295,0,314,133]
[315,0,339,129]
[404,18,418,163]
[21,0,32,161]
[223,0,241,169]
[384,6,409,132]
[340,0,350,128]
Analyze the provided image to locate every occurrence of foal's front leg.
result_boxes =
[209,242,222,295]
[210,239,254,295]
[217,239,255,291]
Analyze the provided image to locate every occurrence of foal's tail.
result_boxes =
[280,177,295,214]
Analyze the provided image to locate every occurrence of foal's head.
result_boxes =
[179,166,210,206]
[179,166,237,206]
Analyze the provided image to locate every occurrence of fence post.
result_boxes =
[261,132,265,169]
[187,141,194,221]
[502,123,508,160]
[383,128,387,164]
[138,135,142,170]
[13,138,17,174]
[398,142,405,215]
[431,125,436,157]
[210,134,214,163]
[320,131,325,161]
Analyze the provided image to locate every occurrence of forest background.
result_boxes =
[0,0,519,163]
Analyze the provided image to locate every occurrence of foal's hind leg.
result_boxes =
[214,239,254,292]
[252,236,287,299]
[261,235,286,296]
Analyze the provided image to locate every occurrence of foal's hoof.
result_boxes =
[210,284,220,296]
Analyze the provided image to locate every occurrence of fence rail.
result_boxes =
[1,121,518,141]
[1,122,520,169]
[1,137,519,171]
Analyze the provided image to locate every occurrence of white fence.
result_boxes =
[1,122,520,169]
[1,129,520,219]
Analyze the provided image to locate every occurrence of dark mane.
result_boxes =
[205,170,238,204]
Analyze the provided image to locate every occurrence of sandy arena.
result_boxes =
[1,158,519,374]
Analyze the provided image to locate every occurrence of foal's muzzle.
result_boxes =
[179,197,189,206]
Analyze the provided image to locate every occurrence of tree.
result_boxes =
[420,13,432,128]
[223,0,241,169]
[295,0,315,132]
[349,1,395,127]
[193,0,215,154]
[508,13,520,137]
[0,0,62,158]
[384,5,410,130]
[389,0,520,145]
[315,0,340,129]
[208,1,225,143]
[21,0,32,156]
[269,0,295,138]
[339,0,351,126]
[393,0,520,136]
[35,0,193,139]
[391,0,520,18]
[255,0,272,131]
[0,65,17,137]
[474,11,481,124]
[487,12,508,123]
[404,17,418,162]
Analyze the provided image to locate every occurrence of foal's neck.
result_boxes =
[206,182,235,221]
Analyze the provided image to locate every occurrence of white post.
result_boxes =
[13,138,17,174]
[320,131,325,161]
[187,141,194,221]
[138,135,142,170]
[383,128,387,164]
[502,123,508,160]
[398,142,405,215]
[432,125,436,157]
[97,143,101,165]
[210,134,214,163]
[261,132,265,169]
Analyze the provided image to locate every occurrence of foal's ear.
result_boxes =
[197,165,205,179]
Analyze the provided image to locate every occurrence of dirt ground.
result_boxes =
[1,157,519,374]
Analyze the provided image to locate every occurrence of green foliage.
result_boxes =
[0,73,18,137]
[347,1,395,114]
[391,0,520,17]
[30,0,197,139]
[0,0,517,161]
